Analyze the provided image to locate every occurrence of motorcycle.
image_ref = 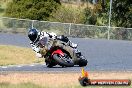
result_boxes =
[39,37,88,68]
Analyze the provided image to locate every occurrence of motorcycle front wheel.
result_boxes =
[53,54,74,67]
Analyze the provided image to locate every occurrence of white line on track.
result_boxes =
[0,63,46,68]
[1,66,7,68]
[41,64,46,66]
[30,64,35,67]
[17,65,23,68]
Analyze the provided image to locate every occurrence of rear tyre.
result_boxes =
[53,54,74,67]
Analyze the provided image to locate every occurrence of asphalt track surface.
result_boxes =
[0,33,132,72]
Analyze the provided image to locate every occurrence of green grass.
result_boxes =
[75,85,132,88]
[0,72,131,88]
[64,84,132,88]
[0,83,131,88]
[0,83,44,88]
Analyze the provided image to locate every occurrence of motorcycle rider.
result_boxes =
[28,28,78,58]
[28,28,87,66]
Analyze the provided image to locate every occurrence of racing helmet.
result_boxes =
[28,28,39,42]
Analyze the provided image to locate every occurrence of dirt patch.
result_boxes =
[0,71,132,87]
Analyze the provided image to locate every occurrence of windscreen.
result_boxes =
[39,37,49,46]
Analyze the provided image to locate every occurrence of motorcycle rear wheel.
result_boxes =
[78,59,87,67]
[78,56,88,67]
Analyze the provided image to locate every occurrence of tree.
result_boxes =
[50,6,85,24]
[112,0,132,28]
[84,0,132,27]
[0,4,5,14]
[84,0,106,25]
[5,0,61,21]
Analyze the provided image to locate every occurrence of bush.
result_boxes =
[50,6,85,24]
[5,0,61,21]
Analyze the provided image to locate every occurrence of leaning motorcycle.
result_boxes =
[39,37,88,68]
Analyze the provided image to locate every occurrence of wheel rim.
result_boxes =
[58,54,73,64]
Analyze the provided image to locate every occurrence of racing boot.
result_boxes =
[68,41,78,48]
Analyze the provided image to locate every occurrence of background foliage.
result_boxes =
[1,0,132,28]
[50,5,85,24]
[84,0,132,27]
[111,0,132,28]
[5,0,61,21]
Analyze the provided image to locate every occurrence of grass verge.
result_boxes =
[0,72,132,88]
[0,82,132,88]
[0,45,44,66]
[0,82,44,88]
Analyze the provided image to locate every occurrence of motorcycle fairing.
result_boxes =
[52,49,64,56]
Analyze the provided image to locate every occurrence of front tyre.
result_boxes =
[53,54,74,67]
[78,56,88,67]
[46,62,56,68]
